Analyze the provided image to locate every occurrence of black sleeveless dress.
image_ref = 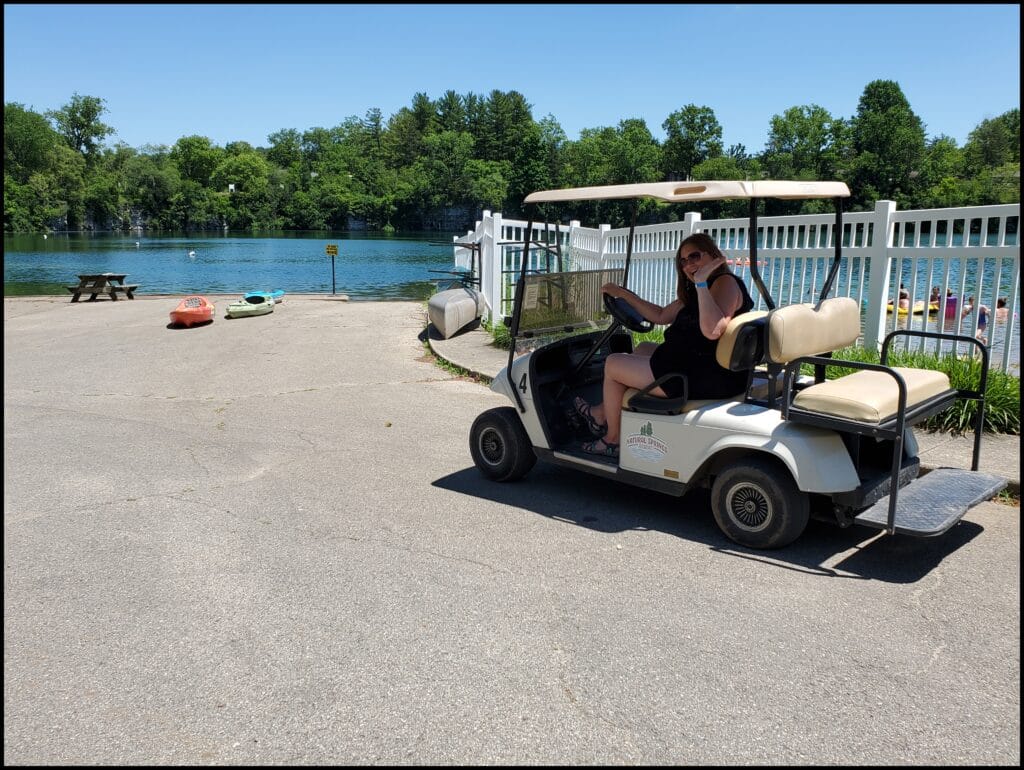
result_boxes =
[647,273,755,399]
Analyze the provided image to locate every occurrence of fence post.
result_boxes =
[488,212,504,322]
[862,199,897,351]
[477,210,494,322]
[683,211,702,239]
[568,219,580,270]
[598,223,611,268]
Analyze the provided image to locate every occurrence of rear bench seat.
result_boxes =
[765,296,999,536]
[766,297,957,430]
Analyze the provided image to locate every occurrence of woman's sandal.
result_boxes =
[573,396,607,438]
[581,438,619,458]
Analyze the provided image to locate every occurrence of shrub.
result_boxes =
[484,317,513,350]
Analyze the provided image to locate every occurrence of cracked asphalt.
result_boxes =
[4,295,1019,765]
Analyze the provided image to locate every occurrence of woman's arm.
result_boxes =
[692,260,744,339]
[600,283,681,326]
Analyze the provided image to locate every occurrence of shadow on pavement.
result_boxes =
[433,462,984,584]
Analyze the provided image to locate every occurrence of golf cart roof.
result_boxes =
[523,180,850,204]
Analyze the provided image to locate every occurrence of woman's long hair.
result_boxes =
[675,232,732,304]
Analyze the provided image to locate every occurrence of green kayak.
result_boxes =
[226,294,275,318]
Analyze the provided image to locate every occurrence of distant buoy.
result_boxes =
[43,234,47,239]
[135,241,140,248]
[188,249,196,258]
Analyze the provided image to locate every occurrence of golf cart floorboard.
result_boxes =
[543,447,690,496]
[854,468,1006,536]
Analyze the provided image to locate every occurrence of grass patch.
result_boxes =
[421,335,492,384]
[483,317,513,351]
[994,487,1020,507]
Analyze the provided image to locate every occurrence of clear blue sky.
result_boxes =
[4,4,1020,154]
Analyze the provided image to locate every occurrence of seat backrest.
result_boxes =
[765,297,860,364]
[715,310,769,371]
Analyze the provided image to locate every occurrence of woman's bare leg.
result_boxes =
[600,352,666,445]
[579,345,661,441]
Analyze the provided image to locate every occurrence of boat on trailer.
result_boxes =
[428,286,486,339]
[428,240,485,339]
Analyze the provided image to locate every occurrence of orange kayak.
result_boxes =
[170,295,215,327]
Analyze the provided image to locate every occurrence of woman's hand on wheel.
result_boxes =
[601,282,625,299]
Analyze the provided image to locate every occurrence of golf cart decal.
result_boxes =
[626,421,668,462]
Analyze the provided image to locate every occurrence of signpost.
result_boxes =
[326,244,338,294]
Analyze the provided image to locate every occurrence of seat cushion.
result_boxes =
[767,298,860,364]
[715,310,768,370]
[623,387,744,414]
[791,367,952,424]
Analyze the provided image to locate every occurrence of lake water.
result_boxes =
[5,231,1018,373]
[2,232,459,300]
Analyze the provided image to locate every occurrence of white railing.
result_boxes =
[454,201,1020,374]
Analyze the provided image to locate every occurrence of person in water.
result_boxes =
[976,301,990,343]
[995,297,1009,322]
[572,233,755,458]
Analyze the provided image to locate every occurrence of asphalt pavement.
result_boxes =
[4,295,1019,765]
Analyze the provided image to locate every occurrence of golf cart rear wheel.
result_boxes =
[470,407,537,482]
[711,456,809,549]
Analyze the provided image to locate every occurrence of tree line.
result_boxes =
[3,81,1019,234]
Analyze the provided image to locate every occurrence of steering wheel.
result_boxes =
[603,291,654,333]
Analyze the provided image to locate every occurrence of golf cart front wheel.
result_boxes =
[711,456,809,549]
[470,407,537,482]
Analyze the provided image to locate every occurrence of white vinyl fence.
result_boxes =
[453,201,1020,374]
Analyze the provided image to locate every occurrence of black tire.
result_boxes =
[711,456,810,549]
[470,407,537,482]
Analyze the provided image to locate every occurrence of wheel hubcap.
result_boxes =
[726,482,772,532]
[478,427,505,466]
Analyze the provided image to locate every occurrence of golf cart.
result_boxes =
[469,181,1006,549]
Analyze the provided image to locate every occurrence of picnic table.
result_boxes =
[67,273,139,302]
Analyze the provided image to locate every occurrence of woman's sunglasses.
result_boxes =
[678,250,703,264]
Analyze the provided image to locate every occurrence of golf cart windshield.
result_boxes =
[515,268,624,336]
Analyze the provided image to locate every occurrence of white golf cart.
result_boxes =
[468,181,1006,549]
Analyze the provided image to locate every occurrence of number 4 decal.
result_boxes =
[519,373,528,393]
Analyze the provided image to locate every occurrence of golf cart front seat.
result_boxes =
[622,310,769,415]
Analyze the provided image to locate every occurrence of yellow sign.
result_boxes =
[326,244,338,256]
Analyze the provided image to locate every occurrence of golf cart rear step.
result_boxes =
[853,468,1006,536]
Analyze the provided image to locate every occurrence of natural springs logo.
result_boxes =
[625,421,668,462]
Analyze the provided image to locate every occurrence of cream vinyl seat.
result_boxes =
[766,297,955,426]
